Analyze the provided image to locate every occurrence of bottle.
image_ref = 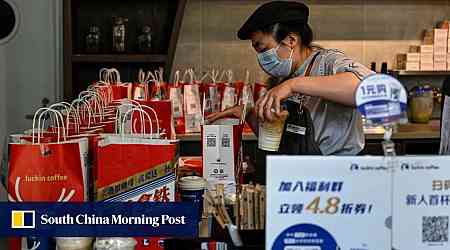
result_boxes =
[370,62,377,72]
[381,62,388,74]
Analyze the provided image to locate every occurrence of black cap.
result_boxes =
[237,1,309,40]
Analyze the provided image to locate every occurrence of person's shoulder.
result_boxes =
[317,48,346,57]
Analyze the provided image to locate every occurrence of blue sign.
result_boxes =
[272,223,338,250]
[355,74,408,126]
[0,202,199,237]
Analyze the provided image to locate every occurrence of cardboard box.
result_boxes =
[434,53,447,62]
[434,28,448,40]
[420,62,434,71]
[406,62,420,71]
[420,45,434,53]
[406,53,420,62]
[434,62,447,71]
[434,45,447,55]
[420,52,434,63]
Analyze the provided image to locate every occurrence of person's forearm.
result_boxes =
[288,72,360,107]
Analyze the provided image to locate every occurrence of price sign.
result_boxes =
[356,74,407,126]
[267,156,391,250]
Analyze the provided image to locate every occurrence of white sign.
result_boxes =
[393,156,450,250]
[267,156,392,250]
[202,123,237,194]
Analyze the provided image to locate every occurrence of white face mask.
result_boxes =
[256,44,293,78]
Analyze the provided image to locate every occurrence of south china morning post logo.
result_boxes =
[11,210,35,229]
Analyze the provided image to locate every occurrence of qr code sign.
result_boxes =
[206,136,216,147]
[423,216,449,243]
[221,135,231,148]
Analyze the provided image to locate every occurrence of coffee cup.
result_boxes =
[178,176,206,217]
[258,110,289,151]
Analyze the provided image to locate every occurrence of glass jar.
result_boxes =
[409,85,434,123]
[112,16,128,52]
[85,25,101,53]
[137,25,152,53]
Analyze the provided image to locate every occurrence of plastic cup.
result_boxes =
[56,237,93,250]
[258,111,289,151]
[178,176,206,218]
[94,238,137,250]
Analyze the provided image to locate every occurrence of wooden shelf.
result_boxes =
[72,54,168,63]
[392,70,450,76]
[63,0,187,99]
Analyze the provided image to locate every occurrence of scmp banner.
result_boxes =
[0,202,199,237]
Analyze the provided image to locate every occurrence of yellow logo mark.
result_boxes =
[11,210,35,229]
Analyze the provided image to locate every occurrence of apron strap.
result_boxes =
[305,51,320,77]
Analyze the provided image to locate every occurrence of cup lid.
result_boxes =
[179,176,206,190]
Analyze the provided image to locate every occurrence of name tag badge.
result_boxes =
[286,124,306,135]
[288,95,302,104]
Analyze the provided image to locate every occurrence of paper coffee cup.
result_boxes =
[179,176,206,218]
[258,111,289,152]
[56,237,93,250]
[94,238,137,250]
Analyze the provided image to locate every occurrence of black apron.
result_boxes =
[255,52,322,184]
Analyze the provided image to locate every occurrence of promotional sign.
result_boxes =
[202,119,243,194]
[0,202,199,237]
[393,156,450,250]
[440,96,450,154]
[356,74,408,125]
[267,156,391,250]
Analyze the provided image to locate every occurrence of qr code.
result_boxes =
[206,137,216,147]
[423,216,449,243]
[221,136,230,148]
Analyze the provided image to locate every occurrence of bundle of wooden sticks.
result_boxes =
[236,183,265,230]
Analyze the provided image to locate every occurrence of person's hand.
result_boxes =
[206,105,244,124]
[255,79,294,122]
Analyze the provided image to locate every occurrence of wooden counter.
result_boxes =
[176,120,441,141]
[364,120,441,140]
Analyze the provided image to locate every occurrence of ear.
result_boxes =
[282,33,299,49]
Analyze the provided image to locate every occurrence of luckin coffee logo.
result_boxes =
[11,210,35,229]
[400,163,439,171]
[350,164,359,171]
[350,163,387,171]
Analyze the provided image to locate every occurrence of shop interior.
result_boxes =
[0,0,450,249]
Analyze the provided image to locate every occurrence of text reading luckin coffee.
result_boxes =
[24,174,68,182]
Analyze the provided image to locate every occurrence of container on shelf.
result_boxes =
[409,85,434,123]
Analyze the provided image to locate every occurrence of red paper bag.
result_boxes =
[7,137,89,202]
[94,135,178,202]
[136,100,174,139]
